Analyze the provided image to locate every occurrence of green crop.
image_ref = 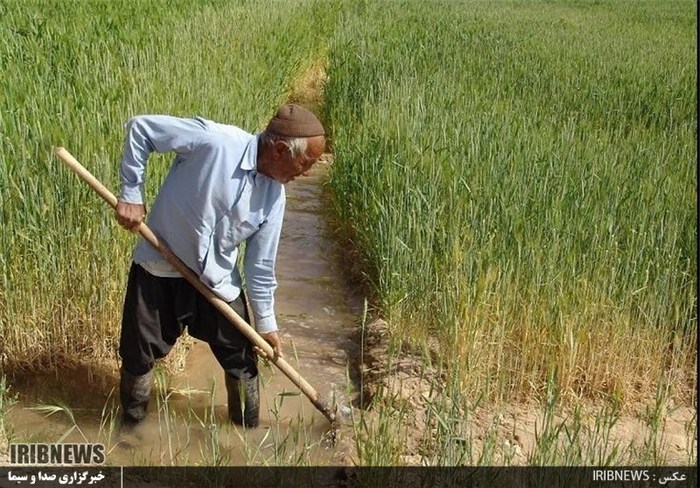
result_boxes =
[324,0,696,404]
[0,0,334,370]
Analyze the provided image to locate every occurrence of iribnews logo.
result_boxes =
[10,443,105,465]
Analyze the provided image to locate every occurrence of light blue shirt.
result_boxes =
[119,115,285,333]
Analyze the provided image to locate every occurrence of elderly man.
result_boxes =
[115,104,325,428]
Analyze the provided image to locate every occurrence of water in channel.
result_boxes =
[5,158,360,465]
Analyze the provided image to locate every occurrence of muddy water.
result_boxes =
[5,158,360,466]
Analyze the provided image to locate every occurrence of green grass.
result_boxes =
[324,0,696,405]
[0,0,335,370]
[0,0,696,468]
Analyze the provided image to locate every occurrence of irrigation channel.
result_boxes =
[5,157,361,465]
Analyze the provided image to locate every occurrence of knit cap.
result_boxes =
[265,104,325,137]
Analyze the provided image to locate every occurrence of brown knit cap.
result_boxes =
[265,104,325,137]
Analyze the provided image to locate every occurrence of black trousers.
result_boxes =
[119,263,257,380]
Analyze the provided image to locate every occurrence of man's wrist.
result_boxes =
[119,184,144,204]
[255,315,278,334]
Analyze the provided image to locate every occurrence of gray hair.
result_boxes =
[260,131,308,158]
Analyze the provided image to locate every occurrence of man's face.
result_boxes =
[271,135,325,183]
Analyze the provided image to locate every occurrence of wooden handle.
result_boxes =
[54,147,335,423]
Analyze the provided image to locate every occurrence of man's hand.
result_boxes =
[255,331,283,360]
[116,201,146,232]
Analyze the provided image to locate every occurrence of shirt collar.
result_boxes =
[240,134,259,172]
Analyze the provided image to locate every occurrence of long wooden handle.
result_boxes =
[55,147,335,423]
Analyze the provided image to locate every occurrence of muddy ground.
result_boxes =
[1,288,694,469]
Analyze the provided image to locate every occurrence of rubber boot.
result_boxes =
[119,366,153,424]
[225,374,259,428]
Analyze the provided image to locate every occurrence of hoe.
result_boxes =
[54,147,337,427]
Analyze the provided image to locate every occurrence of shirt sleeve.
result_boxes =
[243,194,285,334]
[119,115,206,204]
